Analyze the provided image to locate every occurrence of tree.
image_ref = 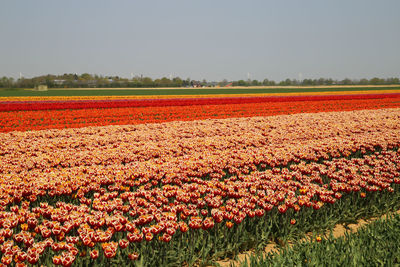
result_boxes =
[263,79,276,86]
[182,78,191,87]
[386,77,399,84]
[341,78,353,85]
[369,77,384,85]
[142,77,154,87]
[45,76,55,88]
[80,73,93,81]
[172,77,183,87]
[317,78,326,85]
[238,80,247,86]
[302,79,313,86]
[0,77,14,88]
[16,77,32,88]
[279,78,293,86]
[161,77,172,87]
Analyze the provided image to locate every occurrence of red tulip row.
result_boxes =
[2,97,400,133]
[1,93,400,111]
[0,108,400,266]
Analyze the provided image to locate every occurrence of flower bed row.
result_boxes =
[2,88,400,103]
[0,109,400,265]
[1,93,400,112]
[1,97,400,133]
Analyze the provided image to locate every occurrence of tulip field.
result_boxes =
[1,88,400,266]
[1,89,400,133]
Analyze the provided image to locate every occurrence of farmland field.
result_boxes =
[1,85,400,97]
[0,87,400,266]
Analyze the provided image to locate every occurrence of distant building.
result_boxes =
[190,80,202,88]
[54,80,66,85]
[34,85,48,91]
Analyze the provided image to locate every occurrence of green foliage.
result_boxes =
[243,213,400,266]
[0,76,14,88]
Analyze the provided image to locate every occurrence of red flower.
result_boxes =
[226,221,234,229]
[201,209,208,216]
[255,209,265,217]
[233,215,243,224]
[102,242,118,259]
[17,251,27,262]
[119,239,129,249]
[90,249,99,259]
[61,254,75,267]
[165,227,176,236]
[278,204,288,214]
[293,204,301,212]
[104,248,116,259]
[247,210,256,218]
[1,255,12,265]
[127,232,143,243]
[202,217,215,230]
[13,233,24,243]
[312,202,323,210]
[128,252,139,261]
[27,253,39,265]
[145,232,153,242]
[53,255,62,265]
[179,222,189,233]
[334,192,342,199]
[161,233,172,242]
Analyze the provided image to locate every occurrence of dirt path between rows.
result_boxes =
[215,209,400,267]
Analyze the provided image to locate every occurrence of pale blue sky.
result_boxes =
[1,0,399,81]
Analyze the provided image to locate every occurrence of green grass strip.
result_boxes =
[1,87,400,97]
[243,213,400,267]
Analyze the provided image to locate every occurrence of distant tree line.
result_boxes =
[0,74,399,89]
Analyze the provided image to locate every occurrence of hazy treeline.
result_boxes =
[1,74,399,88]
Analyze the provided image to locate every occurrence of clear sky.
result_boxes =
[1,0,399,81]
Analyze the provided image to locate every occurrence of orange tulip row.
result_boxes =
[0,108,399,265]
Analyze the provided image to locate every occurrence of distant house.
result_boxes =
[54,80,66,85]
[190,80,202,88]
[34,85,48,91]
[87,80,97,87]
